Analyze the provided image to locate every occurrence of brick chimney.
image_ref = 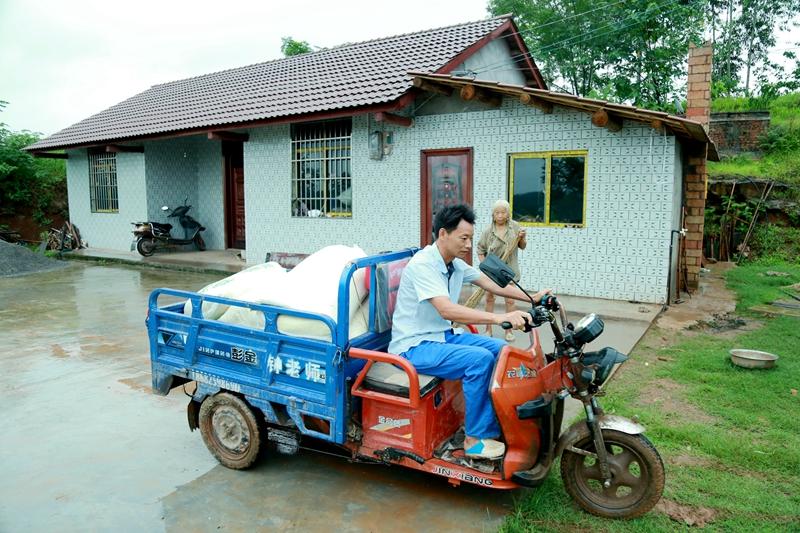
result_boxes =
[686,41,712,129]
[682,41,713,292]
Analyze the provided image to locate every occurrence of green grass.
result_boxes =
[504,262,800,532]
[707,155,765,178]
[711,96,772,113]
[769,93,800,131]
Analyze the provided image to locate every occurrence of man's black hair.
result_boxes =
[433,204,476,240]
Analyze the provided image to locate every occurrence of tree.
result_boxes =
[488,1,800,103]
[487,0,704,109]
[487,0,611,96]
[281,37,313,57]
[0,101,66,224]
[708,0,800,96]
[607,0,705,107]
[737,0,800,94]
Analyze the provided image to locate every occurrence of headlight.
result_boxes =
[582,348,629,386]
[573,313,604,345]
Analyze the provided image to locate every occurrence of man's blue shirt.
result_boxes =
[388,244,480,355]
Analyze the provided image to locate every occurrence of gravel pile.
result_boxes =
[0,241,69,277]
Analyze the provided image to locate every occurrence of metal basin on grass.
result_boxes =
[729,349,779,369]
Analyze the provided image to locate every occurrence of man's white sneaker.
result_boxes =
[464,438,505,459]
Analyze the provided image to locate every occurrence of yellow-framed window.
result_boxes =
[290,119,352,218]
[508,150,588,228]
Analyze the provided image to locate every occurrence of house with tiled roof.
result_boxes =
[27,15,716,303]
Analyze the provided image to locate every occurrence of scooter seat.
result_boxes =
[364,362,441,398]
[151,222,172,231]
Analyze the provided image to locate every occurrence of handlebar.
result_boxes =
[500,295,564,332]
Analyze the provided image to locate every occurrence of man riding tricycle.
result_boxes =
[147,205,664,519]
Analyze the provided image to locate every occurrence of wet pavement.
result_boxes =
[0,262,655,532]
[68,247,248,275]
[0,263,522,532]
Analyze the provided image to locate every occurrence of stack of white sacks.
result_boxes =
[183,245,370,341]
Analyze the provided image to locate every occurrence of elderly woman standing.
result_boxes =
[476,200,527,341]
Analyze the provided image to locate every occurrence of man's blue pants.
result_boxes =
[402,331,506,439]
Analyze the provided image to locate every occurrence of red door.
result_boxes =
[223,141,246,249]
[420,148,474,249]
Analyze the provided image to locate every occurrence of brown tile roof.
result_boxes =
[28,16,516,151]
[408,73,720,161]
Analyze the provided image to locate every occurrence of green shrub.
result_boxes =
[759,125,800,154]
[759,152,800,185]
[747,225,800,263]
[0,127,67,224]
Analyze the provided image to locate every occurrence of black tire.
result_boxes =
[136,238,156,257]
[560,429,665,519]
[199,392,263,469]
[194,233,206,251]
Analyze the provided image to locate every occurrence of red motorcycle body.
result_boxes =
[348,328,569,488]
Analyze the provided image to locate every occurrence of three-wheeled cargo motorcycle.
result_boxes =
[148,249,664,519]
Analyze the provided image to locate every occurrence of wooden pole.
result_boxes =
[737,181,774,264]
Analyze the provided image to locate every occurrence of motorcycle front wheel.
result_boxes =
[136,238,156,257]
[194,233,206,251]
[560,429,665,519]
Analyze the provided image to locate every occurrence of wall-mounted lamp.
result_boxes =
[383,131,394,156]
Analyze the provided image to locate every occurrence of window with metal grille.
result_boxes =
[291,119,352,218]
[508,150,588,227]
[88,151,119,213]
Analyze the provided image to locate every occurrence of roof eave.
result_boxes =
[24,95,418,153]
[408,72,719,161]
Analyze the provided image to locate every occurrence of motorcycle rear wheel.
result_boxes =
[199,392,263,469]
[194,234,206,251]
[560,429,665,519]
[136,238,156,257]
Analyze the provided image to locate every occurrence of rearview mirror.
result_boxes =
[479,254,516,288]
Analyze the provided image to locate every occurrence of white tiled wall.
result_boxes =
[66,149,148,249]
[244,99,679,303]
[67,137,225,252]
[143,137,225,248]
[195,141,225,250]
[66,98,679,302]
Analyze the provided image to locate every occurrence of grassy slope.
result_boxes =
[708,93,800,184]
[503,261,800,532]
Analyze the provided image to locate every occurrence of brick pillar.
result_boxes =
[683,146,708,290]
[683,41,712,291]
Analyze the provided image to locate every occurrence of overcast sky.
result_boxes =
[1,1,796,138]
[0,0,490,136]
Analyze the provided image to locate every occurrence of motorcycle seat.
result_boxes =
[364,362,440,398]
[151,222,172,231]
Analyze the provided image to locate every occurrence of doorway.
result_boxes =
[223,141,245,249]
[420,148,474,249]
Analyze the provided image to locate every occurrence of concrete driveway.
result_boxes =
[0,262,657,532]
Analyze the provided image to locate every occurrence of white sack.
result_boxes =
[192,245,369,340]
[182,262,287,319]
[217,299,370,341]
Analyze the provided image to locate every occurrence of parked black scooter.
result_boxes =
[131,200,206,257]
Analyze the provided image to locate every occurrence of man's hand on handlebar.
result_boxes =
[496,310,534,330]
[534,288,554,303]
